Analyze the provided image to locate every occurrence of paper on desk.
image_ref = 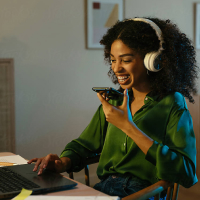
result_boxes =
[0,155,27,166]
[18,197,120,200]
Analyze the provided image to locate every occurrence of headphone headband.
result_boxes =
[124,17,165,72]
[133,18,164,52]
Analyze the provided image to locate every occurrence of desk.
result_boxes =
[0,152,108,197]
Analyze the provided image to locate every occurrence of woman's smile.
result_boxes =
[117,75,130,84]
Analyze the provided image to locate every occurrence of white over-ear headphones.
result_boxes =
[133,18,164,72]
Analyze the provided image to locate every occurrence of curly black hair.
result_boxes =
[100,17,198,103]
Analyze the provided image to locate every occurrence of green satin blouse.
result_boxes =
[60,92,198,188]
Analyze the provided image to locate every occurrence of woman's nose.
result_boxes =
[112,61,123,73]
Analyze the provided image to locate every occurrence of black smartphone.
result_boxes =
[92,87,123,100]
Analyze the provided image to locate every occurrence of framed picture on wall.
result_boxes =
[87,0,124,49]
[196,3,200,49]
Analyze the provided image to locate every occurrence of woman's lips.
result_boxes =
[117,75,130,85]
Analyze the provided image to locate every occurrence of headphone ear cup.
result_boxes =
[144,52,162,72]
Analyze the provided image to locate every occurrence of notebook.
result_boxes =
[0,164,77,199]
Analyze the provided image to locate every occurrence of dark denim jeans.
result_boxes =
[93,175,166,200]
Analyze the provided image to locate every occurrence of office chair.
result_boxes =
[69,155,179,200]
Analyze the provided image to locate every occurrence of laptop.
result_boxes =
[0,164,77,199]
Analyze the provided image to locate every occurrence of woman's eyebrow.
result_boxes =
[110,53,134,57]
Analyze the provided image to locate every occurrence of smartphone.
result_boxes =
[92,87,123,100]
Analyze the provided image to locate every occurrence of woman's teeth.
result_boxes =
[118,76,130,82]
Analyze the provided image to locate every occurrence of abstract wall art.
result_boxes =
[87,0,124,49]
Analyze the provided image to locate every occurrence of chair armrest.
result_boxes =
[69,155,100,182]
[122,180,173,200]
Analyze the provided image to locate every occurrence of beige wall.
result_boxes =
[0,0,199,184]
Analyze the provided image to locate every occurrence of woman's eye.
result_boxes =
[110,59,131,64]
[123,60,131,63]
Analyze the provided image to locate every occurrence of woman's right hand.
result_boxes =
[28,154,71,175]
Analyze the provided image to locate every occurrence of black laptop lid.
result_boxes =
[0,164,77,199]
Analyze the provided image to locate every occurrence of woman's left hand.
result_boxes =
[97,89,132,132]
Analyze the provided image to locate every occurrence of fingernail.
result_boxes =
[43,164,46,169]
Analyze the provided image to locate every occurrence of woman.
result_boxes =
[28,17,198,199]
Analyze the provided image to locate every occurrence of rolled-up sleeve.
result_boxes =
[145,108,198,188]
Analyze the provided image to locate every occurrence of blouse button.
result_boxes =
[145,97,148,101]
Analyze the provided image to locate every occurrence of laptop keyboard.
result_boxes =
[0,167,40,193]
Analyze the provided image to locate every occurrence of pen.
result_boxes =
[0,162,15,166]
